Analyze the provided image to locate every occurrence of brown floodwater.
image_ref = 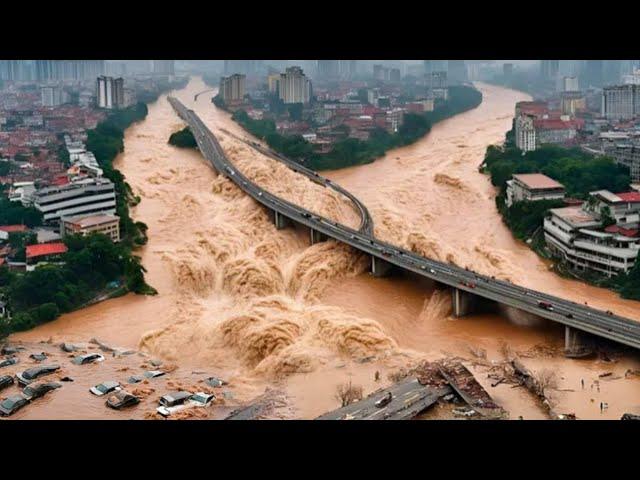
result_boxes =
[9,78,640,420]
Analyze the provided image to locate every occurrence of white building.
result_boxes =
[219,74,246,104]
[544,191,640,277]
[33,177,117,224]
[515,115,536,151]
[279,66,311,105]
[506,173,565,207]
[602,84,640,120]
[562,76,579,92]
[96,76,125,109]
[41,86,63,107]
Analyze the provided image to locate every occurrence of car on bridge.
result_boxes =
[537,301,554,311]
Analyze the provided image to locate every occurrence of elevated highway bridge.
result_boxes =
[168,96,640,354]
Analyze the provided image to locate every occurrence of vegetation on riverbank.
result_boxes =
[219,85,483,171]
[168,127,197,149]
[0,101,165,338]
[483,139,640,300]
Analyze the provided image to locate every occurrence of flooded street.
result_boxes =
[7,78,640,420]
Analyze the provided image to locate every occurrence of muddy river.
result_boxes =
[7,78,640,420]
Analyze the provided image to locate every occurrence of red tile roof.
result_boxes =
[616,192,640,203]
[26,242,68,260]
[0,225,28,233]
[604,225,639,238]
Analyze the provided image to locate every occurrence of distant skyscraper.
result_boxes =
[447,60,468,84]
[316,60,357,80]
[279,66,311,104]
[153,60,174,75]
[562,76,579,92]
[540,60,559,80]
[41,86,63,107]
[219,74,246,103]
[96,76,125,109]
[602,84,640,120]
[224,60,262,76]
[584,60,604,88]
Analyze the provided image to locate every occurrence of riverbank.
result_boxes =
[1,81,190,340]
[214,84,482,171]
[481,138,640,300]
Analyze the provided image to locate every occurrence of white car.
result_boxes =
[156,392,215,417]
[90,381,121,396]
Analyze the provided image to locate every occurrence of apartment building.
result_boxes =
[61,213,120,242]
[544,190,640,276]
[505,173,565,207]
[33,177,117,224]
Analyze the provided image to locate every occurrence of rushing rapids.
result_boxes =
[9,78,640,420]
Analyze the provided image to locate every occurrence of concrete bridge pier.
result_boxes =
[451,287,478,317]
[274,211,291,230]
[564,326,592,357]
[310,228,327,245]
[371,255,393,277]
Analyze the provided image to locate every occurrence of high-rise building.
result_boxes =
[562,76,579,92]
[279,66,311,104]
[447,60,468,84]
[602,84,640,120]
[540,60,559,80]
[219,74,246,103]
[153,60,174,75]
[224,60,262,76]
[267,74,280,93]
[430,71,448,89]
[41,86,63,107]
[584,60,604,88]
[96,76,125,109]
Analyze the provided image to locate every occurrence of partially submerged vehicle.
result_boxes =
[22,382,61,401]
[71,353,105,365]
[1,345,25,356]
[0,357,19,369]
[205,377,227,388]
[106,391,140,410]
[0,375,14,391]
[156,391,215,417]
[16,364,61,386]
[29,352,47,362]
[0,394,29,416]
[143,370,166,379]
[90,381,121,397]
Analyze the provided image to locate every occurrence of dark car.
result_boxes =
[106,391,140,410]
[0,375,14,392]
[71,353,105,365]
[127,375,143,384]
[159,391,192,408]
[22,382,61,401]
[1,345,25,356]
[0,357,19,369]
[0,394,29,416]
[16,364,61,386]
[29,352,47,362]
[90,381,121,396]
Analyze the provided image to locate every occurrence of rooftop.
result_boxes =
[63,214,119,228]
[0,224,28,233]
[26,242,68,260]
[550,206,599,228]
[513,173,564,190]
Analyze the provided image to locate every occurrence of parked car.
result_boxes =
[106,391,140,410]
[90,381,121,396]
[16,365,61,386]
[189,392,215,407]
[22,382,61,401]
[0,357,18,369]
[127,375,143,384]
[0,394,29,416]
[0,375,14,391]
[72,353,105,365]
[159,391,192,408]
[143,370,166,379]
[1,345,25,356]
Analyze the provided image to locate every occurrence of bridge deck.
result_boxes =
[168,96,640,351]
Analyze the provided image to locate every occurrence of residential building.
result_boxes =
[267,74,280,93]
[515,114,536,151]
[623,69,640,85]
[219,74,246,104]
[560,91,586,116]
[544,190,640,276]
[602,84,640,120]
[61,213,120,242]
[25,242,68,272]
[279,67,311,105]
[505,173,566,207]
[541,60,559,80]
[153,60,174,75]
[96,76,125,109]
[41,86,63,107]
[33,177,117,224]
[601,134,640,182]
[562,76,579,92]
[534,117,583,146]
